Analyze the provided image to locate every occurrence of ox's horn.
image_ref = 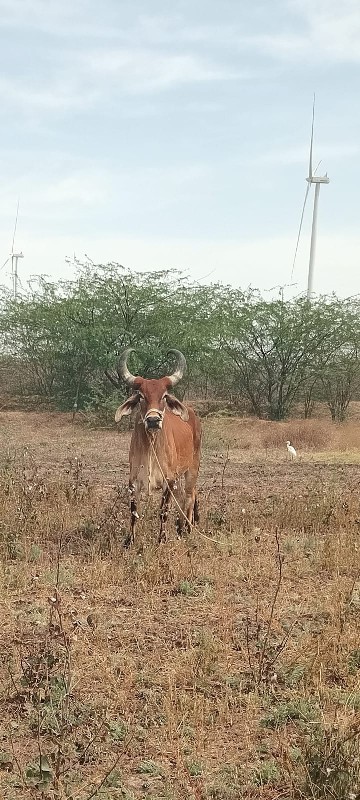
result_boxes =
[117,347,137,386]
[167,349,187,386]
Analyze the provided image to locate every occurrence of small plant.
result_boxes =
[178,579,196,596]
[0,751,13,771]
[348,649,360,674]
[281,663,306,687]
[207,508,227,528]
[25,757,53,790]
[186,760,203,776]
[205,764,244,799]
[29,543,43,563]
[245,529,291,688]
[4,529,24,560]
[107,719,128,742]
[137,760,164,776]
[224,675,241,690]
[261,698,318,729]
[299,723,360,799]
[104,768,123,788]
[175,577,214,599]
[252,759,280,786]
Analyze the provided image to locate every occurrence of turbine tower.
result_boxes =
[291,97,330,298]
[11,251,24,300]
[306,99,329,298]
[1,199,23,300]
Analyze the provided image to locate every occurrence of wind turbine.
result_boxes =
[1,199,24,300]
[291,97,330,299]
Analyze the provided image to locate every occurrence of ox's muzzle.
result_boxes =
[144,408,164,432]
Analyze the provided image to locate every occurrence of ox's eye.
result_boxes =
[138,392,145,399]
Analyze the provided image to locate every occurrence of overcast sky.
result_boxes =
[0,0,359,297]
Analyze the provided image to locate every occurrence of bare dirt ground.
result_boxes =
[1,412,360,799]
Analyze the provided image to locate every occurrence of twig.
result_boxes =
[324,722,360,767]
[49,532,72,788]
[37,705,44,781]
[55,530,63,591]
[245,616,255,681]
[6,661,20,696]
[61,485,124,542]
[257,528,283,685]
[265,619,299,675]
[61,720,107,778]
[96,486,124,532]
[8,725,25,787]
[79,732,135,800]
[221,444,230,492]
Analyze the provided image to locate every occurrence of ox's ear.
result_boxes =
[165,393,189,421]
[115,393,140,422]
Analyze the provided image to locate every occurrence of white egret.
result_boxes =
[286,441,297,460]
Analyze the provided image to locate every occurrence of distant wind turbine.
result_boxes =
[1,199,24,300]
[291,97,330,299]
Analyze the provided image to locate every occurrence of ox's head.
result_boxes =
[113,348,189,432]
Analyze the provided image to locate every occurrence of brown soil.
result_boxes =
[0,412,360,799]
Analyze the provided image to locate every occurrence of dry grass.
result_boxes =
[1,412,360,799]
[203,414,360,459]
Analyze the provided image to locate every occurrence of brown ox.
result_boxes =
[108,348,201,547]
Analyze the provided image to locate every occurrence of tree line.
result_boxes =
[0,261,359,421]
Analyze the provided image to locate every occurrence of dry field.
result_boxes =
[1,412,360,799]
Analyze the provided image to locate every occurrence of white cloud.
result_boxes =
[35,174,110,208]
[0,165,111,227]
[0,75,97,112]
[0,0,109,37]
[2,1,360,67]
[243,0,360,64]
[253,142,360,166]
[81,48,242,93]
[0,159,214,238]
[0,40,243,119]
[293,0,360,61]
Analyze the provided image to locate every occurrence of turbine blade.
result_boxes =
[291,183,311,280]
[308,94,315,180]
[0,257,10,271]
[11,198,20,254]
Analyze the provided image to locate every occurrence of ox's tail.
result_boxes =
[192,495,200,525]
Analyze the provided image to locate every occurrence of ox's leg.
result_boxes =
[158,480,175,543]
[176,512,184,538]
[175,486,186,538]
[182,469,198,535]
[171,480,185,538]
[193,494,200,524]
[124,481,139,548]
[176,493,199,536]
